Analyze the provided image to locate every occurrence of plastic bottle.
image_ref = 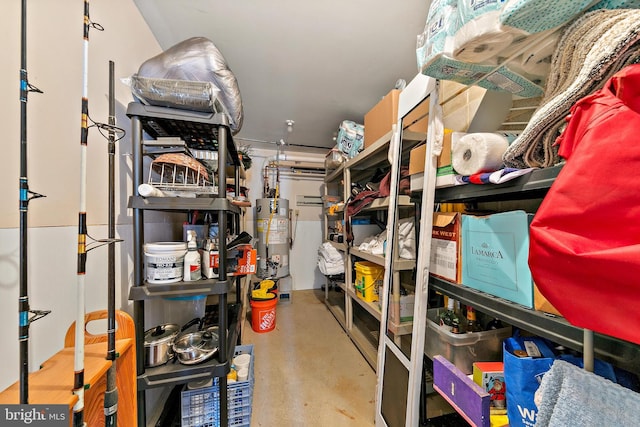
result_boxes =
[183,230,201,282]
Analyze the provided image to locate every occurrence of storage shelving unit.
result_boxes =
[323,161,348,331]
[323,127,424,370]
[403,86,640,424]
[427,168,640,375]
[127,102,243,427]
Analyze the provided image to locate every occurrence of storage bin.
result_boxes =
[181,345,254,427]
[425,308,511,375]
[354,261,384,303]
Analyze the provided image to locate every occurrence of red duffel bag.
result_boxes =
[529,64,640,345]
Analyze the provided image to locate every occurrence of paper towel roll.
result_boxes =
[451,132,510,175]
[453,12,515,63]
[417,0,459,70]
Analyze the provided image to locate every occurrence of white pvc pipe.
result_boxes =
[138,183,165,197]
[260,153,326,185]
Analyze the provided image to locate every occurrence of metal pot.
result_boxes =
[143,323,180,367]
[172,326,219,365]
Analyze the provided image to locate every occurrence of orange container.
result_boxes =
[250,297,277,333]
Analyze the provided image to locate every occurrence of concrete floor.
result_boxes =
[243,289,376,427]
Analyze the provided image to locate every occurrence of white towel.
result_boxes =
[535,360,640,427]
[317,242,344,275]
[358,230,387,256]
[397,218,416,260]
[318,242,343,263]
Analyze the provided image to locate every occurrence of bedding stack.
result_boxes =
[503,9,640,167]
[417,1,640,168]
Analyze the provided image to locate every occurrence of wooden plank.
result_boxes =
[0,339,136,427]
[432,355,490,427]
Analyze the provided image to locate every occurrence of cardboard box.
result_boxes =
[408,142,426,176]
[410,173,424,193]
[408,131,456,191]
[364,89,399,148]
[403,96,429,136]
[436,131,455,188]
[439,81,512,133]
[207,243,257,277]
[534,284,563,317]
[430,212,462,284]
[461,211,534,308]
[389,288,415,324]
[473,362,507,415]
[433,355,491,427]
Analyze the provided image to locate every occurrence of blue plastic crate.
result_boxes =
[181,344,254,427]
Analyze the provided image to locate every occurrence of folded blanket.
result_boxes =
[500,0,596,34]
[589,0,640,10]
[535,360,640,427]
[503,9,640,168]
[317,242,344,276]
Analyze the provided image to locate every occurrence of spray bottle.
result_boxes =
[183,230,201,281]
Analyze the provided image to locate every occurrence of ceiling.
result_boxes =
[133,0,430,153]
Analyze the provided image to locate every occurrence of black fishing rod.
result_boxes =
[104,59,119,427]
[18,0,49,405]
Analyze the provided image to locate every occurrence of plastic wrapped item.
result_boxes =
[136,37,243,134]
[324,148,346,170]
[336,120,364,158]
[129,74,225,114]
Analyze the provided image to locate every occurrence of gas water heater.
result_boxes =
[255,198,290,279]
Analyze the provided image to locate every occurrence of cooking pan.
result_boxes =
[173,325,220,365]
[143,323,180,367]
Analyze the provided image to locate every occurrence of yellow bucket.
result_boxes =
[354,261,384,302]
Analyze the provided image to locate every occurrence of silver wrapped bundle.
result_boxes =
[131,75,226,113]
[136,37,244,134]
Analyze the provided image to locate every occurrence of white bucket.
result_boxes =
[144,242,188,284]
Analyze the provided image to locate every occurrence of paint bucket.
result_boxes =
[354,261,384,302]
[250,296,277,333]
[144,242,187,284]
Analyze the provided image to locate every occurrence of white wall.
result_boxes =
[0,0,161,393]
[243,148,327,291]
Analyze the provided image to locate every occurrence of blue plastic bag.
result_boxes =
[503,336,555,427]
